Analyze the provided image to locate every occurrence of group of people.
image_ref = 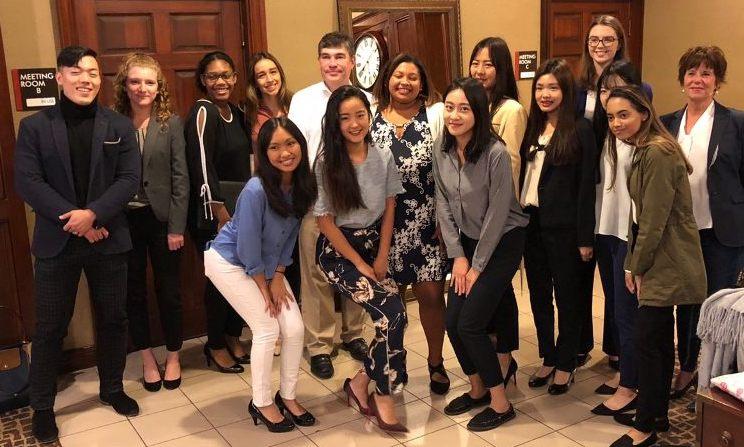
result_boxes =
[13,14,744,447]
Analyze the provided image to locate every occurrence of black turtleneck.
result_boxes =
[60,93,98,207]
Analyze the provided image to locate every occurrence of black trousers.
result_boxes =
[126,206,183,352]
[193,230,245,350]
[634,305,675,433]
[578,258,599,355]
[487,284,520,353]
[30,238,128,410]
[447,227,525,388]
[523,211,583,372]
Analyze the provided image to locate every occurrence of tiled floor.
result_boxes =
[17,272,692,446]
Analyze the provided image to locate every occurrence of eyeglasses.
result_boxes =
[201,72,236,82]
[587,36,617,47]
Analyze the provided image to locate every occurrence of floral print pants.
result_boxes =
[316,223,408,395]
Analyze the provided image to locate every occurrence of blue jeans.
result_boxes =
[676,229,744,372]
[596,235,638,388]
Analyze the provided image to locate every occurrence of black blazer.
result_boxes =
[14,104,140,258]
[519,118,597,246]
[575,82,654,119]
[661,102,744,247]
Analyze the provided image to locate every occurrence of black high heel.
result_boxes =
[226,343,250,365]
[274,391,316,426]
[548,370,575,395]
[142,366,162,392]
[503,358,518,387]
[528,367,555,388]
[670,371,697,400]
[248,400,295,432]
[162,359,181,390]
[203,345,243,374]
[427,361,451,395]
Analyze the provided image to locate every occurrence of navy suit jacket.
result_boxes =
[661,102,744,247]
[14,103,141,258]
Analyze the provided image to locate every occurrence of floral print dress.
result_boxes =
[370,106,446,286]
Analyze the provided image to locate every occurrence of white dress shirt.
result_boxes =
[595,136,634,240]
[287,81,374,166]
[520,134,551,208]
[677,101,715,230]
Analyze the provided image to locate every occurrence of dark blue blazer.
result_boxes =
[575,82,654,119]
[14,103,141,258]
[661,102,744,247]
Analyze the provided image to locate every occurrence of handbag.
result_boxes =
[0,306,30,413]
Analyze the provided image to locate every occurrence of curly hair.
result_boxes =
[112,52,174,128]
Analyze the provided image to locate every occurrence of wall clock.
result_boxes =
[354,31,388,91]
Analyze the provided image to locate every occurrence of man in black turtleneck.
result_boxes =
[14,46,141,444]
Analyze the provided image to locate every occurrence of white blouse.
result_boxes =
[595,136,634,240]
[677,101,715,230]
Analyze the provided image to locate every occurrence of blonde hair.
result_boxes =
[112,52,174,128]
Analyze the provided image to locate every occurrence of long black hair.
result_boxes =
[442,77,498,163]
[592,61,643,187]
[317,85,372,214]
[468,37,519,116]
[524,58,579,165]
[255,117,317,218]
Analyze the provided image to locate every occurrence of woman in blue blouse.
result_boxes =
[204,117,317,433]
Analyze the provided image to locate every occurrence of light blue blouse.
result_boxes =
[209,177,299,279]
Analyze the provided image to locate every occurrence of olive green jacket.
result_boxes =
[624,145,707,307]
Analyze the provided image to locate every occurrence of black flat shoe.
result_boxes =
[142,366,162,392]
[613,412,669,432]
[443,392,490,416]
[503,358,518,388]
[594,383,618,395]
[670,371,697,400]
[274,391,316,426]
[466,405,516,432]
[610,432,658,447]
[100,391,140,416]
[591,397,637,415]
[226,344,250,365]
[32,409,59,444]
[310,354,334,379]
[528,367,555,388]
[427,361,451,395]
[342,338,369,362]
[204,345,243,374]
[548,370,575,395]
[248,400,295,432]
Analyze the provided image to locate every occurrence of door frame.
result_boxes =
[56,0,268,69]
[0,25,36,345]
[540,0,645,72]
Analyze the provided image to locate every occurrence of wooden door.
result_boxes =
[0,26,35,347]
[57,0,255,347]
[541,0,644,76]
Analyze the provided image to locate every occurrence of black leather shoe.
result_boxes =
[594,383,618,395]
[204,345,244,374]
[32,409,59,444]
[248,400,295,432]
[275,391,316,426]
[613,412,669,432]
[427,361,451,395]
[670,372,697,400]
[443,392,490,416]
[142,366,162,392]
[548,370,575,395]
[610,432,658,447]
[466,405,516,432]
[100,391,140,416]
[342,338,368,362]
[226,344,250,365]
[528,367,555,388]
[591,397,637,415]
[310,354,334,379]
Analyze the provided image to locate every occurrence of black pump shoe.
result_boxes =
[444,392,490,416]
[610,432,658,447]
[274,391,316,426]
[248,400,295,432]
[142,366,162,392]
[528,367,555,388]
[503,358,518,387]
[670,371,697,400]
[591,397,637,416]
[203,345,243,374]
[226,344,250,365]
[428,361,451,395]
[466,405,516,432]
[547,370,575,395]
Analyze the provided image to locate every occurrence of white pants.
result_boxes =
[204,248,305,407]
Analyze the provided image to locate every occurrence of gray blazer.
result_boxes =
[141,115,189,234]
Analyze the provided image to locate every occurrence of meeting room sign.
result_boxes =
[11,68,58,111]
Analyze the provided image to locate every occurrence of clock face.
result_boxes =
[355,35,382,90]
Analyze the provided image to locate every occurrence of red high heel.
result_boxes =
[368,392,408,433]
[343,378,372,416]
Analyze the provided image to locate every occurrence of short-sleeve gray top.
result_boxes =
[314,143,404,228]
